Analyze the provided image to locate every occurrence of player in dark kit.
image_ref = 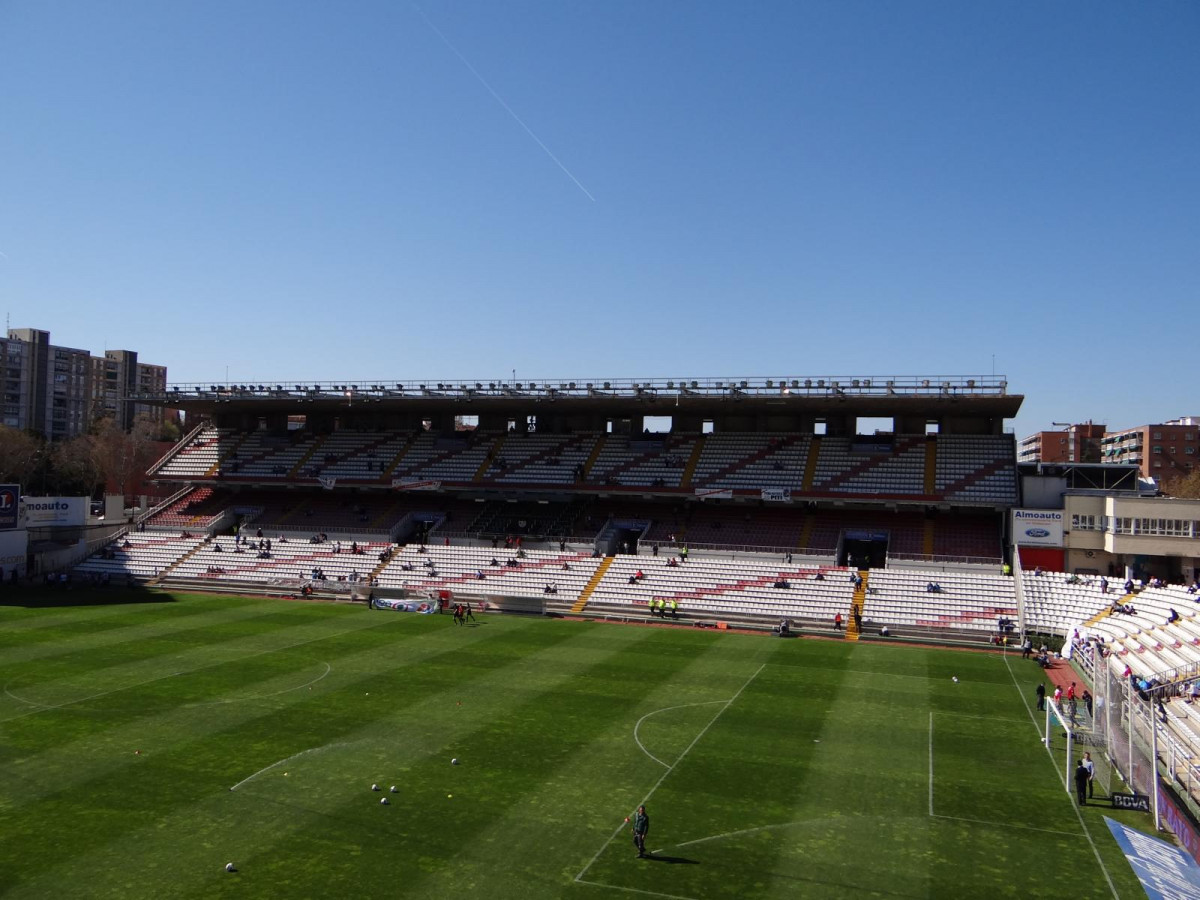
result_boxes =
[631,805,650,858]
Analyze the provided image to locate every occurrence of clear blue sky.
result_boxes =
[1,1,1196,437]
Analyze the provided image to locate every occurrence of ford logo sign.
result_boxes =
[1025,528,1050,538]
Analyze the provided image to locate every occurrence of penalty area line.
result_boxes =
[929,710,1084,839]
[574,878,698,900]
[229,741,350,792]
[574,663,765,886]
[1002,649,1120,900]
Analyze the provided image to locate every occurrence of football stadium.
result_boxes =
[4,376,1200,897]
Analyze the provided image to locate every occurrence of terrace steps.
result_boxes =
[801,436,822,490]
[571,556,614,614]
[679,435,707,489]
[846,571,867,640]
[289,434,329,479]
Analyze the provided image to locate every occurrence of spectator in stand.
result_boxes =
[834,612,843,631]
[1168,608,1180,624]
[1033,566,1043,576]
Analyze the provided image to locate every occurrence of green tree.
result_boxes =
[1161,469,1200,500]
[0,426,43,488]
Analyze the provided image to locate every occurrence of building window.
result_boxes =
[1071,514,1099,531]
[1153,446,1163,454]
[1153,432,1162,440]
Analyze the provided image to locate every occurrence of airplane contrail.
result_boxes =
[413,3,596,202]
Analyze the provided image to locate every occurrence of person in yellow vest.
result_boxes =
[670,599,678,619]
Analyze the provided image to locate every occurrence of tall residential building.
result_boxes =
[4,329,93,440]
[1017,422,1106,465]
[90,350,168,432]
[0,329,168,440]
[1100,418,1200,482]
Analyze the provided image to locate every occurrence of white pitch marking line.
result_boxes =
[632,700,726,768]
[574,663,765,885]
[229,741,349,792]
[929,812,1079,838]
[1002,650,1119,900]
[189,661,332,707]
[928,711,935,816]
[672,819,809,849]
[3,670,185,716]
[574,878,697,900]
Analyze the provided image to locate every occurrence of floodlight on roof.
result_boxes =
[691,381,698,389]
[922,380,930,387]
[765,380,772,388]
[817,380,824,387]
[476,383,483,390]
[569,382,576,389]
[740,381,748,389]
[804,379,811,388]
[604,382,610,389]
[419,384,426,390]
[792,380,800,388]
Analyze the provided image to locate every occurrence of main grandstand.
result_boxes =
[77,375,1022,638]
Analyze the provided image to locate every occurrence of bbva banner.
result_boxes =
[20,496,86,528]
[1011,508,1064,547]
[371,596,436,613]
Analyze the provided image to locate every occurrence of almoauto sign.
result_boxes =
[20,497,86,528]
[1011,508,1064,547]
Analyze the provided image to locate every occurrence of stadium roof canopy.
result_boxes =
[140,375,1023,421]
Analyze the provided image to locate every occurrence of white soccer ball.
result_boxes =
[380,797,389,805]
[451,758,459,765]
[371,783,380,791]
[225,863,235,873]
[952,676,959,682]
[390,785,398,793]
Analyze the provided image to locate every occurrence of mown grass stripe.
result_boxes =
[3,620,666,899]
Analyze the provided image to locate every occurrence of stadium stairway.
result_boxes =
[570,556,614,614]
[381,431,423,481]
[149,541,207,586]
[580,434,607,480]
[796,512,815,553]
[288,434,329,479]
[474,435,506,482]
[1085,602,1122,628]
[801,436,822,490]
[923,436,938,493]
[207,432,250,477]
[679,435,707,489]
[846,572,867,640]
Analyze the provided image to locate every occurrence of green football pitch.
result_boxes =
[0,590,1153,899]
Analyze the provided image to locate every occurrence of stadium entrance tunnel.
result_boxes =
[840,531,888,569]
[615,527,641,555]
